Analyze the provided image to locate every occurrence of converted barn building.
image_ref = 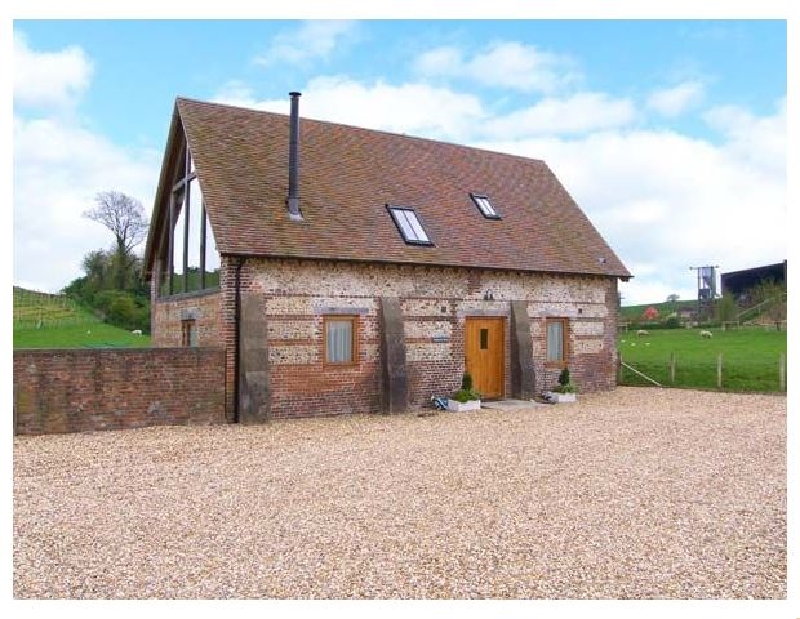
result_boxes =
[143,93,631,422]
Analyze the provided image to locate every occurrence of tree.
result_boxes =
[666,293,680,303]
[749,279,787,322]
[716,293,737,323]
[83,191,149,290]
[82,249,112,294]
[642,306,659,321]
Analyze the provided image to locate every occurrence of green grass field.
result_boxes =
[13,286,152,349]
[14,322,152,348]
[618,326,787,392]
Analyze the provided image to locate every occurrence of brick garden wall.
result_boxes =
[13,348,226,436]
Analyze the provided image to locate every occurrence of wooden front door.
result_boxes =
[465,317,505,399]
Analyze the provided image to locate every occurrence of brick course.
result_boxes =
[13,348,226,436]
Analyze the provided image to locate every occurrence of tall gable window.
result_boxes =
[470,193,501,220]
[387,206,433,246]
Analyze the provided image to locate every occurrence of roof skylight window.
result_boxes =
[387,206,433,246]
[470,193,501,219]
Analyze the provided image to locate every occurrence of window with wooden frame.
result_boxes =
[181,319,197,347]
[324,316,358,365]
[545,318,568,366]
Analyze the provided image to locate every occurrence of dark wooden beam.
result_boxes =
[183,148,191,293]
[167,191,174,295]
[172,172,196,193]
[200,198,207,290]
[157,206,169,278]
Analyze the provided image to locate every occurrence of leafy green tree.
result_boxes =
[749,279,786,320]
[715,293,737,323]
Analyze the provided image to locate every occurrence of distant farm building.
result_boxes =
[721,261,786,301]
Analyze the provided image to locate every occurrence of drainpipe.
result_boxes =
[233,257,245,423]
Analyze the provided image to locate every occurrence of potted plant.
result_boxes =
[544,367,578,403]
[447,372,482,412]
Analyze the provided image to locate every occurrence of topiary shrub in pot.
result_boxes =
[545,367,578,403]
[448,372,482,411]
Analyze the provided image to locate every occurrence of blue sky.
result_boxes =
[12,18,787,304]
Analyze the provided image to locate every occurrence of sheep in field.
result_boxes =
[636,329,649,336]
[700,329,713,338]
[131,329,143,336]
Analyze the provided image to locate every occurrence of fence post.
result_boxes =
[670,352,676,384]
[717,353,723,389]
[779,353,786,392]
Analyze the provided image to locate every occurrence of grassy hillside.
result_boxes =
[618,327,787,392]
[619,299,697,321]
[13,286,151,349]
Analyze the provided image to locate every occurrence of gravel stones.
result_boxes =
[13,387,786,599]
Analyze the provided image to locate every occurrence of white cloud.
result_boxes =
[413,46,461,75]
[214,76,487,141]
[703,98,786,176]
[13,31,93,109]
[483,92,636,137]
[414,42,580,93]
[647,81,705,117]
[215,79,632,141]
[254,20,357,67]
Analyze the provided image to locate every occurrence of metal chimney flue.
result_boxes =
[287,91,302,220]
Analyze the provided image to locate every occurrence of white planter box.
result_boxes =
[447,399,481,412]
[544,391,577,403]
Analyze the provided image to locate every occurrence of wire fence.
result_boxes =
[619,353,787,392]
[13,290,96,330]
[14,316,98,330]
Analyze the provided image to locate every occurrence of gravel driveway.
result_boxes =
[13,387,786,599]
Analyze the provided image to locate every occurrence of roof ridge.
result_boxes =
[174,95,547,165]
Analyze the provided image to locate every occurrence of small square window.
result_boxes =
[181,319,197,347]
[387,206,434,246]
[470,193,501,219]
[546,318,568,365]
[324,316,357,364]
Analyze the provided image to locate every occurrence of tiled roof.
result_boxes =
[144,97,631,279]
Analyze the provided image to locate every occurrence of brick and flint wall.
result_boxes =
[152,256,619,420]
[13,348,227,436]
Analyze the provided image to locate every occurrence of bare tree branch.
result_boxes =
[83,191,149,254]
